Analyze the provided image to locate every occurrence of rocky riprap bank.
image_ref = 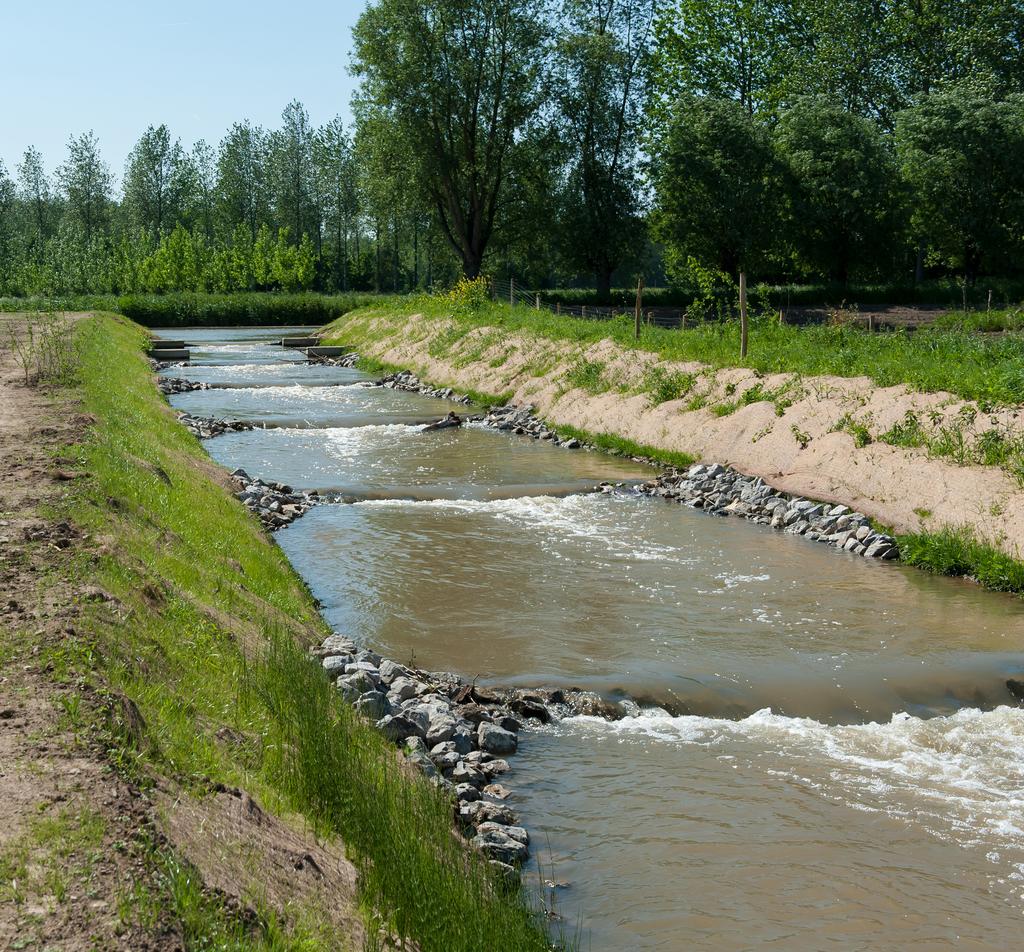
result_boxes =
[311,632,630,878]
[158,377,209,395]
[376,370,475,407]
[177,412,255,439]
[634,464,899,560]
[229,468,320,530]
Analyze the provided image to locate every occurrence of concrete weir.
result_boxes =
[280,336,320,347]
[150,347,190,361]
[303,345,349,358]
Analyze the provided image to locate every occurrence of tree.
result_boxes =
[123,124,191,235]
[189,139,217,238]
[554,0,653,301]
[16,146,54,252]
[217,121,270,239]
[353,0,549,278]
[896,86,1024,281]
[652,0,800,118]
[57,131,112,241]
[652,95,781,281]
[0,161,16,291]
[776,97,902,282]
[269,101,315,245]
[315,118,359,290]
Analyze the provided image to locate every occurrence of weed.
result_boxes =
[830,413,873,448]
[563,358,608,394]
[791,424,811,448]
[640,367,695,406]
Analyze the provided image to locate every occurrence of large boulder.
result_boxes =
[478,722,518,755]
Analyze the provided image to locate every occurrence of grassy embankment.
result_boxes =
[49,312,558,950]
[0,292,385,327]
[324,295,1024,598]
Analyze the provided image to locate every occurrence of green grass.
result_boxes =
[550,423,696,469]
[0,292,385,327]
[897,526,1024,594]
[55,313,559,951]
[324,295,1024,407]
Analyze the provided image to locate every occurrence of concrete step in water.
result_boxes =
[149,339,186,349]
[303,346,348,358]
[281,336,321,347]
[150,348,191,361]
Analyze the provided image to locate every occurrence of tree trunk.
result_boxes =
[914,240,925,284]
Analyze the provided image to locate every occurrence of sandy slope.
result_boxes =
[337,311,1024,557]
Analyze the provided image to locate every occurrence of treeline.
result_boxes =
[2,0,1023,302]
[352,0,1024,300]
[0,103,467,297]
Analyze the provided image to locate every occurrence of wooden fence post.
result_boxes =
[739,271,749,358]
[556,302,561,315]
[535,293,540,310]
[582,305,587,319]
[634,276,644,340]
[510,276,515,305]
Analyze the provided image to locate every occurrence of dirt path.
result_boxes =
[0,314,181,949]
[0,315,364,950]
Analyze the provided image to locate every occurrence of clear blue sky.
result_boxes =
[1,0,368,182]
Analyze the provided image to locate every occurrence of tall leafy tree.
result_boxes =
[896,86,1024,281]
[189,139,217,238]
[652,0,800,117]
[270,100,315,244]
[216,121,270,239]
[652,95,782,280]
[776,97,902,282]
[57,131,112,241]
[16,146,54,251]
[353,0,550,278]
[315,117,359,290]
[555,0,653,301]
[123,124,191,235]
[0,160,16,288]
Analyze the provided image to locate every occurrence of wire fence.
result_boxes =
[489,277,689,329]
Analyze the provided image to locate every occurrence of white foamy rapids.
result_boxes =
[221,384,367,401]
[568,705,1024,860]
[354,493,688,562]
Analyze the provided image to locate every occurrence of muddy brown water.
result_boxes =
[166,328,1024,951]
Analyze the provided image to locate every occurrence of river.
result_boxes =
[164,327,1024,950]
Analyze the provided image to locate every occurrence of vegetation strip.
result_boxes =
[54,312,563,950]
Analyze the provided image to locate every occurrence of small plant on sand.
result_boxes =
[641,367,695,406]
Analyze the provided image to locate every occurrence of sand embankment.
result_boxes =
[332,310,1024,557]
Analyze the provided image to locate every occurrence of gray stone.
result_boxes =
[337,671,376,700]
[376,714,423,742]
[472,829,528,865]
[478,722,518,755]
[321,655,351,678]
[450,762,486,787]
[378,659,409,684]
[455,783,481,803]
[426,714,458,747]
[855,524,872,541]
[477,821,529,846]
[450,728,476,755]
[388,677,421,702]
[404,735,428,754]
[354,691,390,720]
